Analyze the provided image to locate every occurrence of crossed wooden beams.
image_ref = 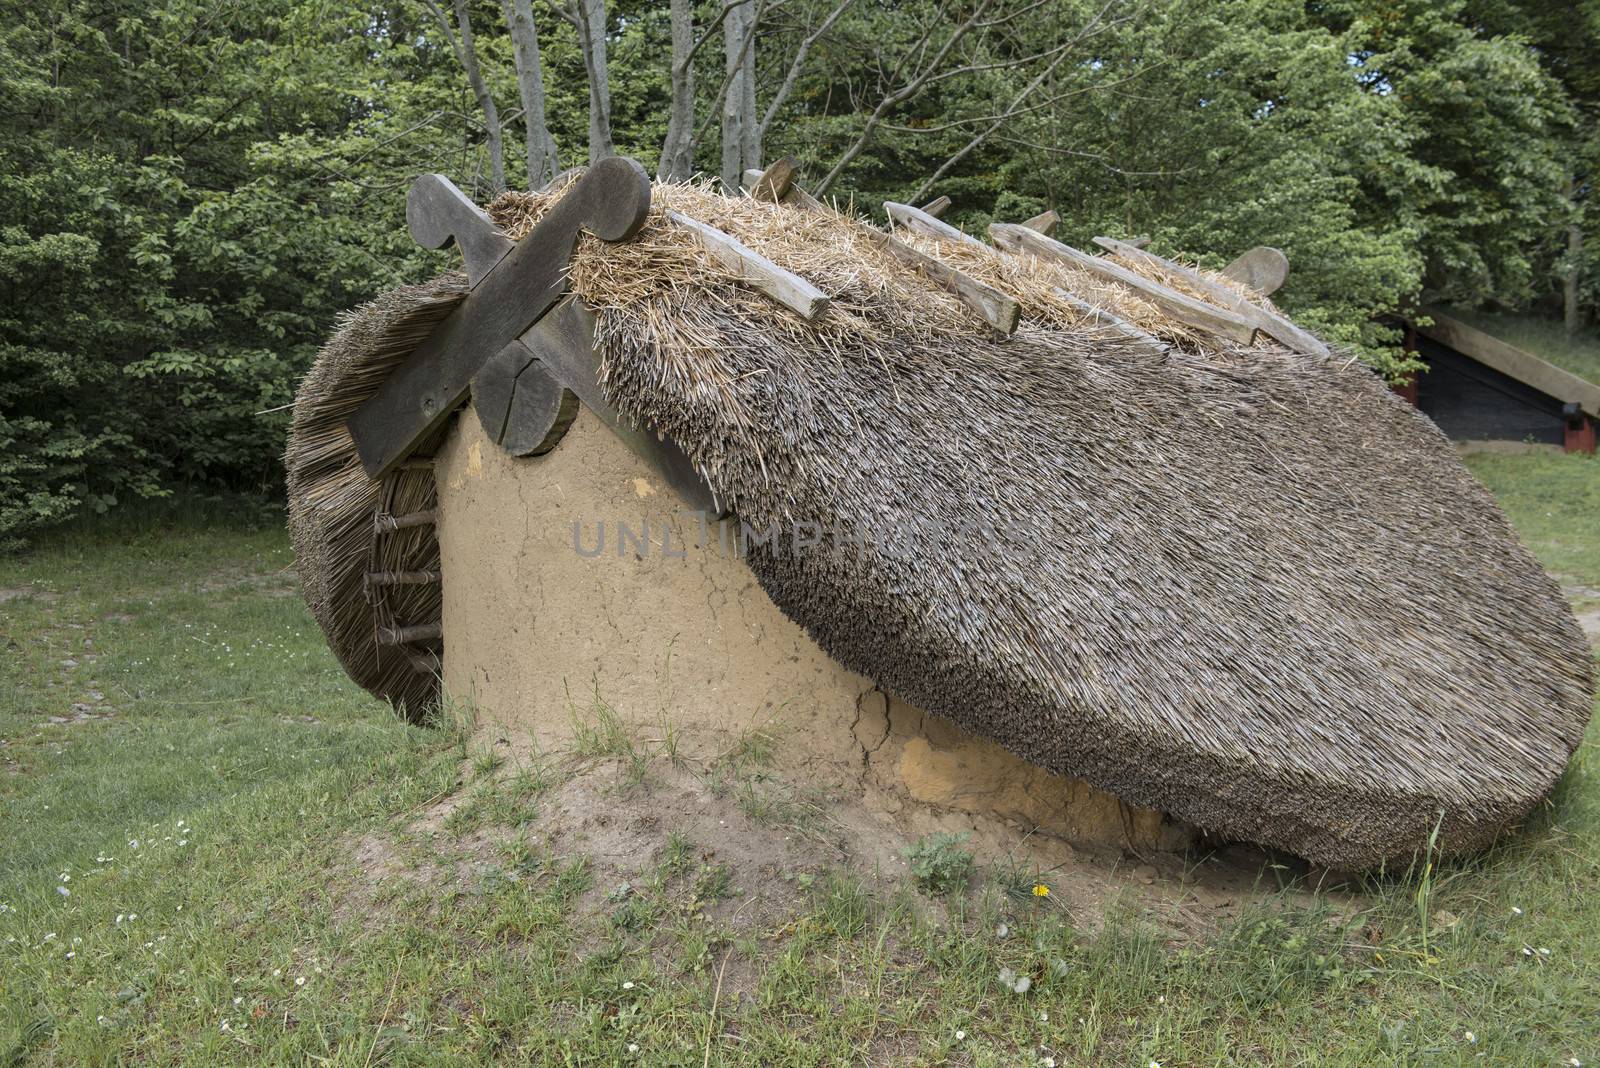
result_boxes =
[717,157,1326,359]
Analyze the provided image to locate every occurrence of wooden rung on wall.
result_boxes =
[404,647,443,674]
[374,510,435,533]
[377,622,443,646]
[366,570,441,586]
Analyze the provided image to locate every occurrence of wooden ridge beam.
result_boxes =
[990,223,1258,346]
[1091,236,1327,356]
[667,209,829,321]
[742,168,1019,335]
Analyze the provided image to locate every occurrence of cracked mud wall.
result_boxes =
[435,406,1191,854]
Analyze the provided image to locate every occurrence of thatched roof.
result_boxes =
[288,179,1594,868]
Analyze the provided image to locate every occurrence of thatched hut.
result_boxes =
[287,160,1594,869]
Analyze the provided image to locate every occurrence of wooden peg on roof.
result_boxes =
[667,210,829,321]
[1221,246,1290,296]
[1021,210,1059,236]
[748,157,799,204]
[742,168,826,211]
[1091,236,1326,356]
[919,195,952,218]
[989,223,1259,346]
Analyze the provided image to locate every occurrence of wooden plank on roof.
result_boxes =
[1054,290,1168,356]
[884,200,990,250]
[989,223,1259,346]
[667,209,829,321]
[1418,307,1600,417]
[741,170,1019,334]
[1092,236,1328,356]
[878,235,1020,334]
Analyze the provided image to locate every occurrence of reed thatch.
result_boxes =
[286,275,464,717]
[288,178,1594,867]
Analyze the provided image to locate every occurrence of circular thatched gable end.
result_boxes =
[289,179,1594,868]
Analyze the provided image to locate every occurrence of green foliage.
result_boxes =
[3,0,1596,540]
[903,831,975,896]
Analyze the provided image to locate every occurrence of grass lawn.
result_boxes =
[2,467,1597,1067]
[1443,307,1600,386]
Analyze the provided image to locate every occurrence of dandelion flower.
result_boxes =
[1464,1031,1476,1043]
[1032,884,1050,898]
[295,976,305,987]
[627,1043,639,1054]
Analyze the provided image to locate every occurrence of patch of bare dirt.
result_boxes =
[0,586,59,604]
[337,736,1352,962]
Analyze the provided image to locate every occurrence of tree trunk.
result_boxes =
[576,0,615,162]
[452,0,506,192]
[720,1,758,190]
[658,0,696,181]
[1566,177,1584,337]
[503,0,559,188]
